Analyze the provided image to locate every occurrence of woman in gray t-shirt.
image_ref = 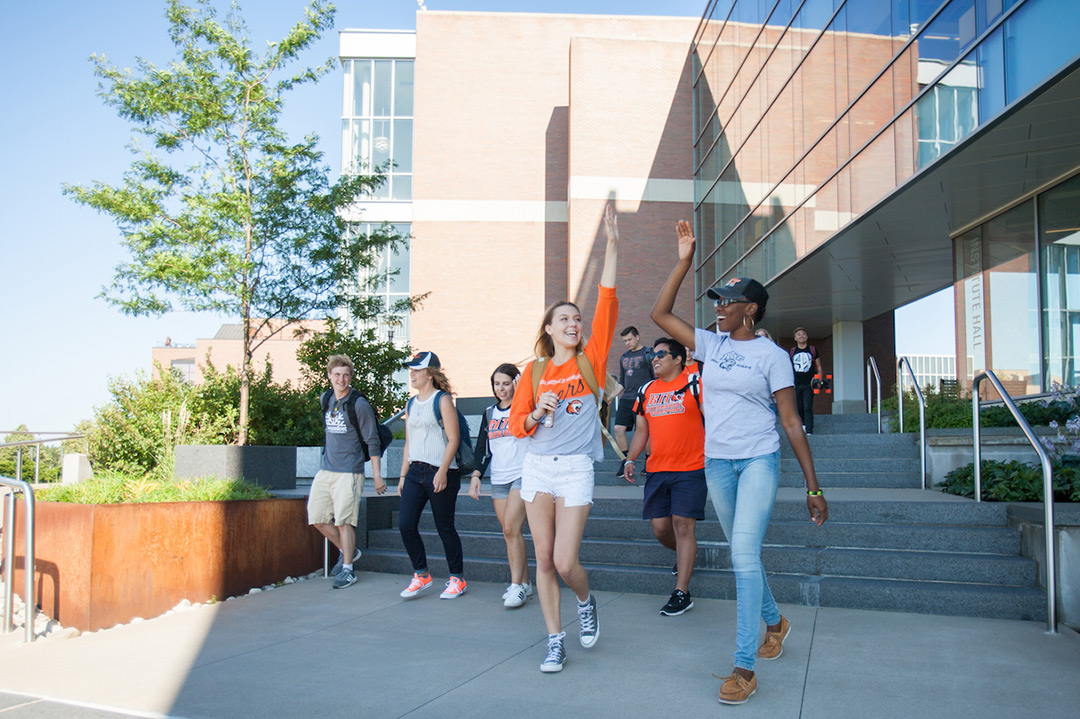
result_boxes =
[651,220,828,706]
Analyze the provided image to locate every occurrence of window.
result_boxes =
[341,59,414,201]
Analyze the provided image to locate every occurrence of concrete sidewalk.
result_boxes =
[0,571,1078,719]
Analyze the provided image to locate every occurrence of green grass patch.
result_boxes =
[36,471,274,504]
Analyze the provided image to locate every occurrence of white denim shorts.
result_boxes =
[520,453,594,507]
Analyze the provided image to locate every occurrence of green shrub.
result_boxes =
[883,389,1076,431]
[939,459,1080,502]
[36,472,273,504]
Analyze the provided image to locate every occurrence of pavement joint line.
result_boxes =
[0,691,175,719]
[797,607,820,719]
[0,699,42,715]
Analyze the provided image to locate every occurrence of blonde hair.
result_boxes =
[327,354,354,373]
[426,367,454,395]
[534,300,585,358]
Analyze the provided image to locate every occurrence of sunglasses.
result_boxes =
[714,297,751,308]
[653,350,672,359]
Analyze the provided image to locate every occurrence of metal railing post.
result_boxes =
[897,357,927,489]
[972,371,1057,634]
[0,477,36,643]
[866,357,882,433]
[15,449,21,482]
[2,492,12,633]
[34,445,40,483]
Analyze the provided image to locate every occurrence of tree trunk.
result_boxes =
[238,309,251,446]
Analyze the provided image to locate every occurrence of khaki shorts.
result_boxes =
[307,469,363,526]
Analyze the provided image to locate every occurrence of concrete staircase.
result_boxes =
[357,412,1048,622]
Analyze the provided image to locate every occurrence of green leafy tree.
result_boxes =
[64,0,410,445]
[296,320,410,419]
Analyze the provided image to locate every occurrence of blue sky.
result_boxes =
[0,0,952,434]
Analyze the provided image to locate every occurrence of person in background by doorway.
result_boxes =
[789,328,823,435]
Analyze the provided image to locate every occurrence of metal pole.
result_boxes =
[866,363,871,413]
[23,486,34,644]
[918,393,927,490]
[973,378,982,503]
[3,493,13,634]
[323,538,330,578]
[33,444,40,483]
[898,359,905,434]
[15,449,21,482]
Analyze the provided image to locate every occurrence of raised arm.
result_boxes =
[600,203,620,289]
[650,220,698,350]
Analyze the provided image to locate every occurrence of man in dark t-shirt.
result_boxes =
[308,354,385,590]
[614,326,655,454]
[789,327,823,435]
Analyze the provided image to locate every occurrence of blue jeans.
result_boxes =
[705,452,782,671]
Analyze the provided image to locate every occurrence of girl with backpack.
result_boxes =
[396,351,468,600]
[651,220,827,705]
[508,204,620,673]
[468,363,533,608]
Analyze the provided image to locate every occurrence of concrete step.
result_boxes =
[805,414,881,434]
[780,457,919,473]
[368,529,1036,587]
[355,550,1047,622]
[449,496,1008,526]
[778,471,922,488]
[407,512,1022,554]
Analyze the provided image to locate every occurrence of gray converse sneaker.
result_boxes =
[540,632,566,673]
[331,548,362,576]
[578,594,599,648]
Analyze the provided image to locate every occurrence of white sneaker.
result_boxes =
[501,584,515,601]
[522,581,534,597]
[504,583,527,608]
[503,581,534,600]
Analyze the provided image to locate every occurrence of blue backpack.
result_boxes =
[406,391,475,473]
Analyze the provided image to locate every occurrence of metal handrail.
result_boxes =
[897,357,927,489]
[0,434,85,485]
[972,371,1056,634]
[0,476,36,642]
[865,357,882,433]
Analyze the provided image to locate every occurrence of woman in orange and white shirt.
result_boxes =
[509,205,619,673]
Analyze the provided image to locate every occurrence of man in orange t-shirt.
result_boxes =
[624,337,705,617]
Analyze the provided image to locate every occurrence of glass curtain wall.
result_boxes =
[691,0,1080,328]
[341,59,414,200]
[953,173,1080,395]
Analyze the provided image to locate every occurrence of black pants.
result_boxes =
[398,462,463,576]
[794,383,815,433]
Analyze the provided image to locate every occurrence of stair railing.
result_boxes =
[897,357,927,489]
[972,370,1056,633]
[0,475,36,643]
[865,357,882,434]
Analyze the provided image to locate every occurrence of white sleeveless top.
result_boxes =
[407,392,457,469]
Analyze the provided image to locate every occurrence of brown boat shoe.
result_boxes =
[758,615,791,660]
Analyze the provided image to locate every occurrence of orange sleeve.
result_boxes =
[585,285,618,383]
[509,360,539,438]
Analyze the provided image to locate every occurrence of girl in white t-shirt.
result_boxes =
[469,364,533,608]
[651,220,828,706]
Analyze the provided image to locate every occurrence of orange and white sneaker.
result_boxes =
[440,576,468,599]
[400,572,433,598]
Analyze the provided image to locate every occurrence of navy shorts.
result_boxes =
[642,468,707,520]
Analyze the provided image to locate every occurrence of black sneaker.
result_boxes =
[660,589,694,616]
[672,563,678,576]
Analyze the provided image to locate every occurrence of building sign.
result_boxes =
[963,234,985,372]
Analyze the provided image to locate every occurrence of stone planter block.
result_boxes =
[175,445,296,490]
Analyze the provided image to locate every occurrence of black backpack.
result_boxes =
[321,389,394,462]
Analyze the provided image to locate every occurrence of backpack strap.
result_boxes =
[432,390,445,426]
[573,353,602,404]
[530,357,548,401]
[633,379,656,416]
[320,389,333,414]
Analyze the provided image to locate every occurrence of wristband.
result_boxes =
[806,490,823,496]
[624,459,634,465]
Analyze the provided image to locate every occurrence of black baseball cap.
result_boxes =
[403,351,441,370]
[706,277,768,307]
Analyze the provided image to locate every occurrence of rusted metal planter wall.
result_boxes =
[13,498,321,632]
